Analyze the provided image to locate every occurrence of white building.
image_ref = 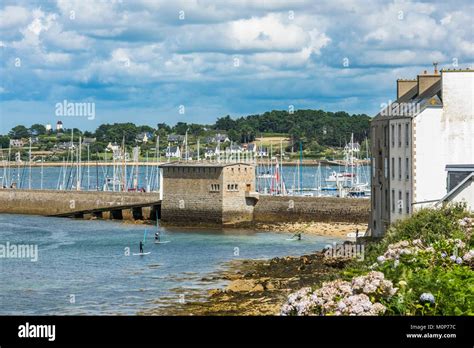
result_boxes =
[165,145,181,158]
[9,139,24,148]
[56,120,63,131]
[370,67,474,236]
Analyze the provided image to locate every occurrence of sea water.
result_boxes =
[0,214,341,315]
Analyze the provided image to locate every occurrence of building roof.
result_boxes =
[436,172,474,207]
[373,79,442,121]
[446,164,474,172]
[160,161,253,168]
[166,146,180,152]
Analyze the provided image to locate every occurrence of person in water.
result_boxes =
[139,241,144,253]
[155,232,160,242]
[292,233,302,240]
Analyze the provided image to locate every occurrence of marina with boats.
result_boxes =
[0,133,370,199]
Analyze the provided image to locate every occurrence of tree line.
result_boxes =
[1,109,371,153]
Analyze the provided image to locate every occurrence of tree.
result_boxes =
[0,135,9,148]
[215,115,237,131]
[172,122,188,135]
[9,125,30,139]
[30,124,47,136]
[157,123,171,133]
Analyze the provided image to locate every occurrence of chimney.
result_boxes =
[397,79,417,99]
[417,64,440,95]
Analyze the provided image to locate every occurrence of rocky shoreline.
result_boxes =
[139,248,352,316]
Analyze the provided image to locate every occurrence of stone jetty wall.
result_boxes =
[253,195,370,224]
[0,189,160,218]
[0,189,370,225]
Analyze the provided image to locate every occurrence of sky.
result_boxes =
[0,0,473,133]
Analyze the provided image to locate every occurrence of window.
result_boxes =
[398,190,402,214]
[406,191,410,214]
[398,157,402,180]
[391,157,395,179]
[384,158,388,178]
[373,188,376,208]
[391,125,395,147]
[398,124,402,147]
[372,157,376,178]
[405,158,409,180]
[385,189,388,212]
[210,184,220,192]
[383,126,388,147]
[392,190,395,212]
[227,184,238,192]
[405,123,409,147]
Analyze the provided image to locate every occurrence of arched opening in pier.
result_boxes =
[132,207,143,220]
[111,209,123,220]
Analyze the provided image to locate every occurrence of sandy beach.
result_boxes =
[254,221,368,239]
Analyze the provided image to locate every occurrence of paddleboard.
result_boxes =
[133,252,151,256]
[154,241,170,244]
[347,232,366,238]
[285,238,298,241]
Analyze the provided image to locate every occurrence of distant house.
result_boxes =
[228,143,243,154]
[9,139,24,148]
[206,133,230,144]
[83,138,96,146]
[56,120,63,131]
[55,141,75,150]
[136,132,152,143]
[166,145,181,158]
[215,133,230,143]
[204,145,221,159]
[45,124,52,132]
[344,141,360,152]
[167,134,184,143]
[246,143,257,153]
[106,142,120,152]
[257,147,268,157]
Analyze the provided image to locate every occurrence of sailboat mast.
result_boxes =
[28,137,32,190]
[87,144,90,190]
[122,135,126,191]
[299,141,303,192]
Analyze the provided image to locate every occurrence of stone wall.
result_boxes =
[221,164,256,224]
[253,195,370,223]
[160,166,224,224]
[0,189,160,216]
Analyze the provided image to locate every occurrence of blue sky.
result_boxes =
[0,0,473,133]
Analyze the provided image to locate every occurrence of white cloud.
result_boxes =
[0,6,31,29]
[0,0,473,130]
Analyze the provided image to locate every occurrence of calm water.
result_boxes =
[0,214,341,315]
[0,164,371,194]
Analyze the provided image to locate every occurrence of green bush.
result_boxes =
[343,205,473,315]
